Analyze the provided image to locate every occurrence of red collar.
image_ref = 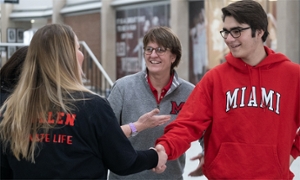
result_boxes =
[147,73,174,104]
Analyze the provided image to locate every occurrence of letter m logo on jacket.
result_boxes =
[170,101,185,115]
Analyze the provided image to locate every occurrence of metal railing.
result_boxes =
[0,42,113,98]
[79,41,113,98]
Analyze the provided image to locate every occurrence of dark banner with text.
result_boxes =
[116,4,170,79]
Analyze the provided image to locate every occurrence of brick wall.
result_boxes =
[64,12,101,62]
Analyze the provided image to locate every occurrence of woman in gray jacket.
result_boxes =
[108,26,195,180]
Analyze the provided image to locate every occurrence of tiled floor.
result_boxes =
[183,141,300,180]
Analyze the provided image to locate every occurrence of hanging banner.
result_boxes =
[189,0,207,84]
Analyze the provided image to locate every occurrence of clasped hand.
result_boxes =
[152,144,167,173]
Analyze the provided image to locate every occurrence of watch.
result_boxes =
[129,122,138,137]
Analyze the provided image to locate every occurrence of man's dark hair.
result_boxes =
[221,0,269,42]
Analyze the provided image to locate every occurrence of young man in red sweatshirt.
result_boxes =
[155,0,300,179]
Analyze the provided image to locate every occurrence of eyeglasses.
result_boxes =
[220,27,251,39]
[144,46,168,56]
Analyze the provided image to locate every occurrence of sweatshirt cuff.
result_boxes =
[155,141,171,159]
[148,148,159,169]
[291,148,299,160]
[291,131,300,159]
[291,142,300,159]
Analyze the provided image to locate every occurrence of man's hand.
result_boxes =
[136,108,171,132]
[152,144,167,173]
[188,153,204,177]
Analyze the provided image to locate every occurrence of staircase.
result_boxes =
[80,41,113,98]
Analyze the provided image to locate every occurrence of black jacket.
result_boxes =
[0,92,158,179]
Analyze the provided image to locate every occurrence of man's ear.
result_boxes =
[257,29,265,38]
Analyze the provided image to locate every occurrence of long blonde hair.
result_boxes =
[0,24,92,162]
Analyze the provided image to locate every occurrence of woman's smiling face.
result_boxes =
[144,41,175,75]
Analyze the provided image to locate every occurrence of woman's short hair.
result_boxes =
[143,26,182,72]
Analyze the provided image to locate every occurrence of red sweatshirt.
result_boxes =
[156,46,300,179]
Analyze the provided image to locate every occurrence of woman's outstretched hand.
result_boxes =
[136,108,171,131]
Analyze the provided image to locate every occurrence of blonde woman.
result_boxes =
[0,24,167,179]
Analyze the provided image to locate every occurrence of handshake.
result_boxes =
[150,144,205,176]
[151,144,167,173]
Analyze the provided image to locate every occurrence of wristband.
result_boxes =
[129,122,138,137]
